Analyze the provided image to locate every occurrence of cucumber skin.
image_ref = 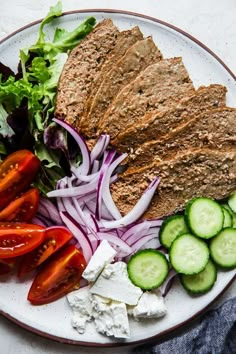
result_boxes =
[228,191,236,213]
[222,206,233,228]
[127,249,169,290]
[210,228,236,269]
[185,197,224,239]
[223,203,236,228]
[169,233,209,275]
[159,214,188,249]
[180,260,217,295]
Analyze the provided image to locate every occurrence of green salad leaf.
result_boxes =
[0,1,96,193]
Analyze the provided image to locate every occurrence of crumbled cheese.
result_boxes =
[67,286,92,334]
[90,261,143,305]
[91,294,130,338]
[82,240,117,282]
[128,291,167,319]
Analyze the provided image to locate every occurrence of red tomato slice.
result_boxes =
[18,226,73,277]
[0,188,39,222]
[27,245,86,305]
[0,150,40,210]
[0,223,45,258]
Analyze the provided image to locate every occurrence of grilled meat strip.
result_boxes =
[79,26,144,128]
[55,19,119,125]
[97,57,195,140]
[111,148,236,220]
[112,84,227,151]
[79,37,163,137]
[129,106,235,168]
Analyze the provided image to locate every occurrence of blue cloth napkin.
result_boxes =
[133,296,236,354]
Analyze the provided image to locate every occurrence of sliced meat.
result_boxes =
[111,148,236,220]
[80,26,144,125]
[55,19,119,125]
[97,57,195,140]
[129,106,235,168]
[112,84,227,151]
[79,37,163,137]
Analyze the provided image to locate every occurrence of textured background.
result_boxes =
[0,0,235,353]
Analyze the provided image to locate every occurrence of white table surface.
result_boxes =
[0,0,235,353]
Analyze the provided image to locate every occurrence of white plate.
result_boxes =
[0,9,235,347]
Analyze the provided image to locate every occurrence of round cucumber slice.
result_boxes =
[170,233,209,274]
[159,215,188,249]
[228,191,236,213]
[127,249,169,290]
[180,260,217,294]
[222,206,233,228]
[185,197,224,239]
[210,228,236,268]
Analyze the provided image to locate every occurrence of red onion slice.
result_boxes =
[129,232,161,253]
[90,134,110,164]
[100,153,127,220]
[60,211,92,263]
[159,268,177,297]
[53,118,91,176]
[47,177,98,197]
[96,150,117,220]
[102,177,160,229]
[97,232,132,256]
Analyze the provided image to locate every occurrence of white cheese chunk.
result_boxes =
[67,287,92,334]
[91,294,130,338]
[90,262,142,305]
[129,291,167,319]
[82,240,117,282]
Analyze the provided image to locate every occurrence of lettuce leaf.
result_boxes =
[0,1,96,193]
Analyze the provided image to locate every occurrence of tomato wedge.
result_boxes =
[0,188,39,222]
[18,226,73,277]
[0,150,40,210]
[27,245,86,305]
[0,223,45,258]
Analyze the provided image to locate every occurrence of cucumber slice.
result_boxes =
[228,191,236,213]
[210,228,236,268]
[180,260,217,294]
[222,204,236,228]
[127,249,169,290]
[170,233,209,274]
[222,206,233,228]
[159,215,188,249]
[185,197,224,239]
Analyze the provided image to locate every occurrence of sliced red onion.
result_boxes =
[91,160,100,173]
[102,177,161,229]
[47,177,98,198]
[71,168,99,182]
[100,153,127,220]
[96,150,117,220]
[31,216,49,227]
[129,233,161,253]
[121,220,151,242]
[60,211,92,263]
[97,232,132,256]
[53,118,91,176]
[90,134,110,164]
[159,268,177,297]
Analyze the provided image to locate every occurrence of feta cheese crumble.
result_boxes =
[82,240,117,282]
[90,261,142,306]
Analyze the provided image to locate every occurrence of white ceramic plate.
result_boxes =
[0,10,235,347]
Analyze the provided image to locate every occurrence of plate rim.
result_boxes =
[0,8,235,348]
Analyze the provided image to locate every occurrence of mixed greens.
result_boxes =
[0,1,96,194]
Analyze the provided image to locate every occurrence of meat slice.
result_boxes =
[80,26,144,126]
[129,106,235,168]
[79,37,163,137]
[112,84,227,151]
[111,149,236,220]
[97,57,195,140]
[55,19,119,125]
